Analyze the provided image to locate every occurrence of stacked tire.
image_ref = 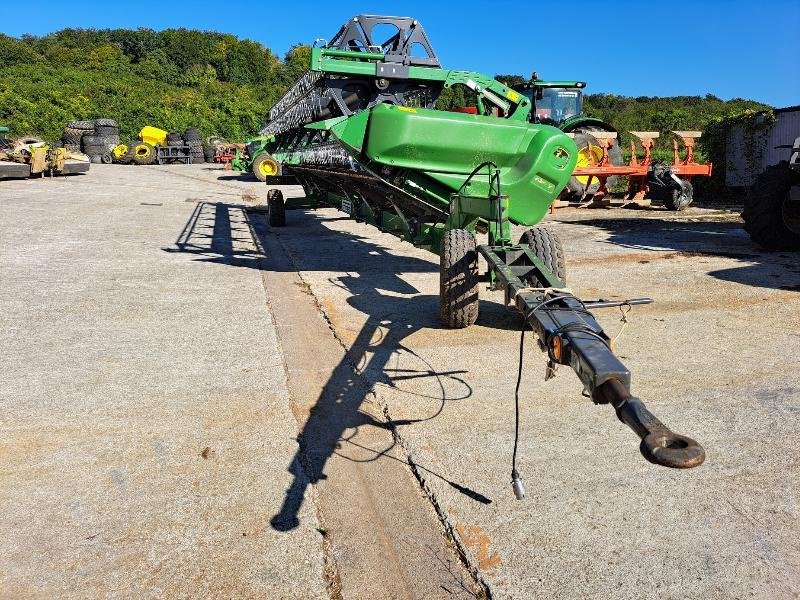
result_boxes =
[62,120,93,153]
[166,131,184,146]
[184,127,204,163]
[67,118,119,164]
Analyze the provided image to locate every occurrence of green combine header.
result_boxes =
[258,15,705,492]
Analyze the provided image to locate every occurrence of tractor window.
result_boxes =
[526,87,583,125]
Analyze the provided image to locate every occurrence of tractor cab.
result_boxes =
[513,78,586,127]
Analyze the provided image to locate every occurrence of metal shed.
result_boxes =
[725,105,800,187]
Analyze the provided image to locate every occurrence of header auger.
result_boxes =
[258,15,705,495]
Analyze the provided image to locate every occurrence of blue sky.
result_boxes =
[3,0,798,107]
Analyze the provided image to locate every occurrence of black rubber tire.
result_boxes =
[252,154,272,182]
[519,226,567,286]
[83,135,117,147]
[565,127,623,199]
[267,189,286,227]
[83,146,107,155]
[663,179,694,211]
[100,152,113,164]
[63,127,86,143]
[132,142,156,165]
[68,120,94,131]
[167,140,185,147]
[203,147,216,162]
[184,128,201,141]
[94,118,117,128]
[742,162,800,250]
[439,228,479,328]
[90,155,102,164]
[94,125,118,137]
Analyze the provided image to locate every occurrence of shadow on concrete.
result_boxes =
[166,202,501,533]
[567,216,800,291]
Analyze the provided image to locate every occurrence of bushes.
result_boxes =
[0,28,297,142]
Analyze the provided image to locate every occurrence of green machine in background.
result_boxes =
[257,15,705,488]
[232,135,278,181]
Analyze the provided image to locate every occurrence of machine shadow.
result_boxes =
[166,201,502,532]
[567,215,800,291]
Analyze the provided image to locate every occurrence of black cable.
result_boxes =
[512,317,525,482]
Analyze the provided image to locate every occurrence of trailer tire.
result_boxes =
[519,226,567,286]
[742,162,800,250]
[267,189,286,227]
[253,153,279,182]
[439,228,479,328]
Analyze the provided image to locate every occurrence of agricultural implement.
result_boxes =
[569,130,713,210]
[513,77,712,209]
[257,15,705,494]
[232,136,278,181]
[0,135,90,180]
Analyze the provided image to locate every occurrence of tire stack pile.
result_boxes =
[184,127,204,163]
[166,131,184,147]
[63,119,120,164]
[62,120,93,153]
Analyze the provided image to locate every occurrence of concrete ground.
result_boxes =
[0,166,327,597]
[2,164,799,599]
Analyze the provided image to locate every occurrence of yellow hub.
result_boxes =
[574,144,604,185]
[112,144,128,158]
[258,158,278,177]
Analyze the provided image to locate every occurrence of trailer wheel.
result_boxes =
[519,226,567,286]
[253,153,279,182]
[267,189,286,227]
[742,162,800,250]
[439,229,479,328]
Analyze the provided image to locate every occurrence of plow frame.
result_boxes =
[570,130,713,203]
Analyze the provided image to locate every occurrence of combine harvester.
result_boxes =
[258,15,705,492]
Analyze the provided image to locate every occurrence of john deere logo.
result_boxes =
[553,146,571,169]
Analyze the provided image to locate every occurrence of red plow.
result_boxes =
[569,130,712,210]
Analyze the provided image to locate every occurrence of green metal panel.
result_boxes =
[358,104,577,226]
